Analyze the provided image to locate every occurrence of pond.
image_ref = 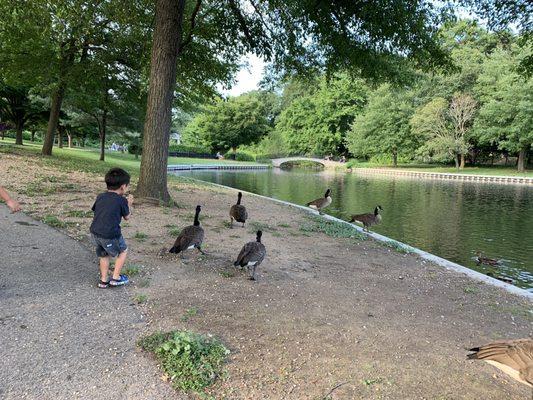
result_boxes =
[172,168,533,290]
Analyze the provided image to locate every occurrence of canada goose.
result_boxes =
[476,252,500,266]
[307,189,332,214]
[229,192,248,227]
[233,230,266,281]
[169,205,205,255]
[467,338,533,388]
[350,205,383,232]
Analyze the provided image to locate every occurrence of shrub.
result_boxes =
[169,144,211,154]
[224,150,255,161]
[138,330,230,393]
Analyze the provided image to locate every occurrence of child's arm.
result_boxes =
[123,194,133,220]
[0,186,21,213]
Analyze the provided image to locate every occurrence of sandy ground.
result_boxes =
[0,150,532,399]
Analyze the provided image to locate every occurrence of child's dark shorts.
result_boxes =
[92,234,128,257]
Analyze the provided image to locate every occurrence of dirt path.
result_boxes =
[0,205,182,399]
[0,150,532,399]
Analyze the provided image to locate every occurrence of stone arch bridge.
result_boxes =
[271,157,342,169]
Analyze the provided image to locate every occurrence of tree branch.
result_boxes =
[179,0,202,53]
[227,0,256,49]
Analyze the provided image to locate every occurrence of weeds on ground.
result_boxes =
[248,221,277,233]
[66,209,93,218]
[134,232,148,241]
[42,215,68,228]
[382,240,411,254]
[220,270,235,278]
[463,286,479,294]
[181,308,198,322]
[169,227,182,236]
[138,330,229,393]
[134,294,148,304]
[299,216,365,240]
[123,264,142,277]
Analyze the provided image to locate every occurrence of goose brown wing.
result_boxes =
[307,197,325,207]
[469,339,533,374]
[230,204,248,222]
[351,213,372,223]
[174,225,204,250]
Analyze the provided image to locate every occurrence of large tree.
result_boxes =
[137,0,452,202]
[346,85,416,166]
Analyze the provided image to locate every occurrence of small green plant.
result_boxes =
[123,264,142,277]
[222,221,232,229]
[220,271,235,278]
[66,209,93,218]
[42,215,67,228]
[168,227,182,236]
[43,175,60,183]
[134,294,148,304]
[134,232,148,241]
[463,286,479,294]
[383,240,411,254]
[248,221,276,233]
[277,223,291,228]
[180,308,198,322]
[299,216,365,240]
[138,330,229,393]
[362,378,383,386]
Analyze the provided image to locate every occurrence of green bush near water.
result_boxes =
[138,330,230,394]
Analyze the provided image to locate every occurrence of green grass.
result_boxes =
[299,216,366,240]
[42,215,68,228]
[382,240,411,254]
[180,308,198,322]
[133,294,148,304]
[220,270,235,278]
[65,209,93,218]
[463,286,479,294]
[133,232,148,241]
[168,227,182,236]
[138,330,229,394]
[123,264,142,277]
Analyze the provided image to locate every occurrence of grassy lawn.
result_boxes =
[346,159,533,177]
[0,138,264,176]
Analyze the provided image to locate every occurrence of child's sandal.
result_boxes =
[98,280,110,289]
[109,274,129,287]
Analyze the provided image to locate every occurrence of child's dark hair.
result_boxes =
[105,168,130,190]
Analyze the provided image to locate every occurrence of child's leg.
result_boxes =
[112,250,128,280]
[99,256,111,282]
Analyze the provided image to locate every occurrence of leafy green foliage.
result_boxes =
[138,330,230,393]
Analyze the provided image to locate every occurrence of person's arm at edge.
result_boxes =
[0,186,21,213]
[123,194,133,220]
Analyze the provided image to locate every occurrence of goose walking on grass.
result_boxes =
[467,338,533,388]
[169,205,205,255]
[306,189,332,215]
[349,205,383,232]
[234,230,266,281]
[229,192,248,227]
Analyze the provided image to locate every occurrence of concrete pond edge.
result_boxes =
[175,175,533,301]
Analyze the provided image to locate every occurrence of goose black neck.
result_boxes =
[374,207,379,216]
[256,231,262,243]
[237,192,242,205]
[324,189,330,198]
[194,208,201,226]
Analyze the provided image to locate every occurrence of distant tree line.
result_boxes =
[182,21,532,171]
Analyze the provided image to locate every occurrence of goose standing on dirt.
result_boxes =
[349,205,383,232]
[229,192,248,227]
[169,205,205,255]
[306,189,332,215]
[467,338,533,387]
[234,230,266,281]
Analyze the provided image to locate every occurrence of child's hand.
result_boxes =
[127,194,134,206]
[7,199,21,213]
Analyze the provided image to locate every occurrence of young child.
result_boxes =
[0,186,21,213]
[90,168,133,288]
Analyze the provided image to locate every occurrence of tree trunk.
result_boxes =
[42,85,65,155]
[517,146,528,172]
[136,0,187,203]
[15,120,23,145]
[459,153,465,169]
[31,130,35,142]
[67,132,72,148]
[58,125,64,148]
[99,110,107,161]
[392,151,398,167]
[454,154,460,170]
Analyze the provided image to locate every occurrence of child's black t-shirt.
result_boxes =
[90,192,129,239]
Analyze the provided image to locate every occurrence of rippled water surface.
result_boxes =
[173,168,533,289]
